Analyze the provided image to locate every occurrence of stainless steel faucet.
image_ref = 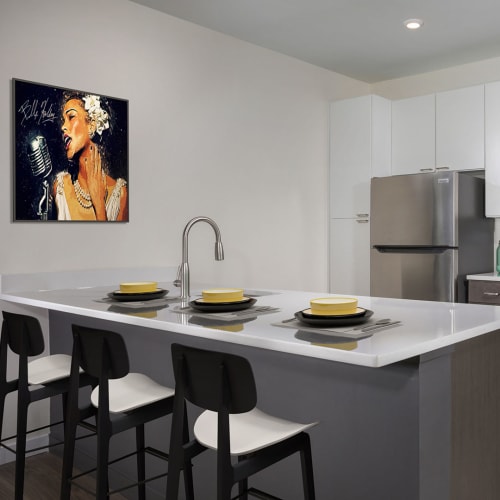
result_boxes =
[174,216,224,299]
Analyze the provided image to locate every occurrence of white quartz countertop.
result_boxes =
[467,272,500,281]
[3,280,500,368]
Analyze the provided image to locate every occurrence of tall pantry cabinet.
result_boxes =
[329,95,391,295]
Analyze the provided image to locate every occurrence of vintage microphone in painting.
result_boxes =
[27,135,53,220]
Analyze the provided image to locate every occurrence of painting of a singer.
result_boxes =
[13,79,128,221]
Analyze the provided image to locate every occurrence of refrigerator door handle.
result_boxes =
[373,245,457,254]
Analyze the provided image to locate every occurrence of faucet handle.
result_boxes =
[173,265,181,287]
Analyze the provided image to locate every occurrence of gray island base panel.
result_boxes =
[2,270,500,499]
[48,311,449,500]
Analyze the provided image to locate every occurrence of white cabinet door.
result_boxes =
[436,84,485,171]
[485,81,500,217]
[371,95,392,178]
[391,94,435,175]
[329,218,370,296]
[330,95,391,218]
[330,96,371,218]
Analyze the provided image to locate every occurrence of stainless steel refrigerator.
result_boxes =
[370,171,494,302]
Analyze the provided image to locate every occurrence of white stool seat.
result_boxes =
[91,373,175,413]
[28,353,74,385]
[194,408,317,455]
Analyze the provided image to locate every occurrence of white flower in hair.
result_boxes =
[83,94,110,136]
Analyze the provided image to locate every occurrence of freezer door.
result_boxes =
[370,247,457,302]
[370,172,457,246]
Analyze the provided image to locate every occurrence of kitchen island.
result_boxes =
[2,268,500,500]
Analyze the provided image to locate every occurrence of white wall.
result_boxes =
[0,0,369,293]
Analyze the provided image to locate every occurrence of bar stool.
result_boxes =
[60,324,188,500]
[0,310,93,500]
[166,343,318,500]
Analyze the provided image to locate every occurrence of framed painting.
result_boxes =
[13,79,129,221]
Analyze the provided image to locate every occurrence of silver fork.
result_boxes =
[352,318,391,330]
[233,306,276,316]
[334,318,393,333]
[360,320,401,332]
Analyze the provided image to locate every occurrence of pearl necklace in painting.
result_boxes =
[73,179,93,209]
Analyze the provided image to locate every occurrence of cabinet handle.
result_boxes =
[483,292,500,296]
[356,213,369,218]
[435,166,450,171]
[356,219,369,224]
[419,168,434,172]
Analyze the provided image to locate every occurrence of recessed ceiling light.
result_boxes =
[404,18,424,30]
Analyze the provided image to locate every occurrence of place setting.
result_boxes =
[97,281,174,311]
[274,296,401,339]
[106,281,169,302]
[173,288,280,322]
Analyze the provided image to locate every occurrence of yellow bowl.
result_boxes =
[201,288,244,303]
[119,281,158,294]
[309,297,358,316]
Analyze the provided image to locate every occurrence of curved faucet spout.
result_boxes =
[176,216,224,300]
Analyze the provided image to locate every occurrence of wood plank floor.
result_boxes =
[0,452,127,499]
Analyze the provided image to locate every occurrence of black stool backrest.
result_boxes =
[2,311,45,357]
[171,343,257,414]
[72,325,129,380]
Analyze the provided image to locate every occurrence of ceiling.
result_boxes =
[128,0,500,83]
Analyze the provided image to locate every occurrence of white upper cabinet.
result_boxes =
[391,94,436,175]
[485,81,500,217]
[391,85,485,175]
[330,95,391,218]
[436,84,485,171]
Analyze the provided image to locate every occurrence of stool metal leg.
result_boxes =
[183,461,195,500]
[300,434,316,500]
[96,426,111,500]
[0,393,6,451]
[14,395,30,500]
[217,479,232,500]
[238,456,248,500]
[136,424,146,500]
[60,407,79,500]
[167,400,196,500]
[217,445,233,500]
[182,407,195,500]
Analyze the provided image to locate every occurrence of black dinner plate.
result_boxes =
[189,297,256,312]
[295,309,374,327]
[108,289,168,302]
[301,307,367,319]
